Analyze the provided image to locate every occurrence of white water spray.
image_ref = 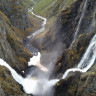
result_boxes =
[0,59,59,95]
[28,52,48,72]
[0,33,96,95]
[62,34,96,79]
[0,0,95,95]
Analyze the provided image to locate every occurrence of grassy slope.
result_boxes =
[22,0,34,8]
[33,0,76,17]
[33,0,55,15]
[22,0,41,8]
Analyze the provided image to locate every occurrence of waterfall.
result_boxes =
[62,34,96,79]
[72,0,88,44]
[0,58,59,95]
[0,33,96,95]
[0,0,95,96]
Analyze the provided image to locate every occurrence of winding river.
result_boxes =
[0,0,96,96]
[23,5,47,71]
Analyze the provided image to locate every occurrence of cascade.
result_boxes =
[0,33,96,95]
[0,0,95,96]
[72,0,88,44]
[62,34,96,79]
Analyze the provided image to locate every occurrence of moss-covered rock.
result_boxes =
[52,31,95,78]
[0,66,29,96]
[55,73,80,96]
[0,2,32,95]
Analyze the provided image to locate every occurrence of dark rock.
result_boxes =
[0,1,32,95]
[55,72,80,96]
[76,64,96,96]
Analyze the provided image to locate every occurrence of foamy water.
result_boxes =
[62,34,96,79]
[28,52,48,72]
[0,59,58,95]
[0,34,96,95]
[0,0,95,95]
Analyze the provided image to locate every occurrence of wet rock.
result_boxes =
[76,64,96,96]
[51,30,95,78]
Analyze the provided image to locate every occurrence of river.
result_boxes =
[0,0,96,96]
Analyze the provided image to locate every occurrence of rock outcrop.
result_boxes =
[0,0,33,95]
[54,0,96,95]
[0,0,95,95]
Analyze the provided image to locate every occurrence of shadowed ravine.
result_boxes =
[0,0,96,96]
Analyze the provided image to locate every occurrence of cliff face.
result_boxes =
[0,0,32,95]
[52,0,96,76]
[32,0,96,95]
[56,0,96,48]
[54,0,96,96]
[0,0,95,95]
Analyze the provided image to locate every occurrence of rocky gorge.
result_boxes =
[0,0,33,95]
[0,0,96,96]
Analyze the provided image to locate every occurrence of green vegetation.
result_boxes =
[33,0,76,17]
[22,0,41,8]
[33,0,55,15]
[22,0,34,8]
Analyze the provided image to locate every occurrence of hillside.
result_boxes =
[22,0,41,8]
[0,0,33,95]
[33,0,77,17]
[0,0,96,96]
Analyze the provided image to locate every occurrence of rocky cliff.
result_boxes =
[0,0,96,96]
[32,0,96,96]
[52,0,96,76]
[0,0,33,95]
[51,0,96,96]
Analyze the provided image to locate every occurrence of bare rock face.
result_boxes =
[32,0,96,96]
[56,0,96,48]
